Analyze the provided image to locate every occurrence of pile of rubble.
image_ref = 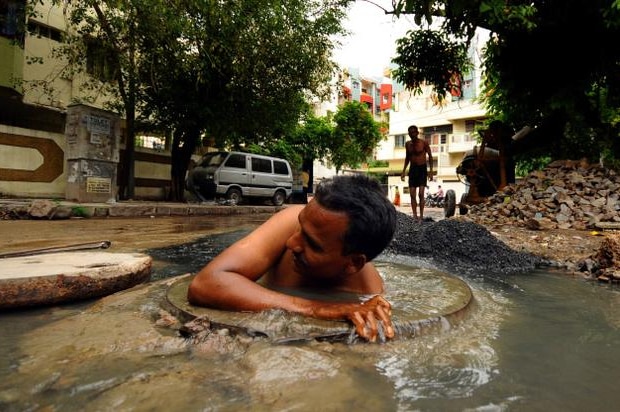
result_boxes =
[580,233,620,283]
[462,159,620,230]
[461,159,620,282]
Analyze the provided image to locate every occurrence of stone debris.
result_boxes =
[577,233,620,283]
[457,159,620,279]
[460,159,620,230]
[0,198,281,220]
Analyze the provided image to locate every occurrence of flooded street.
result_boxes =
[0,213,272,255]
[2,213,620,411]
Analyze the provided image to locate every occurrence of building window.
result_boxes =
[462,79,475,100]
[85,36,119,82]
[0,0,24,42]
[27,20,63,42]
[394,134,406,147]
[465,120,477,133]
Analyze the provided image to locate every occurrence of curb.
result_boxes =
[0,198,285,220]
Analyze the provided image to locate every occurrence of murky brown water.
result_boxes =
[2,215,620,411]
[0,214,271,254]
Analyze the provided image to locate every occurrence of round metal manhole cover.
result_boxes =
[0,252,152,309]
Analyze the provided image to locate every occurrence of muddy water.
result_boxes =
[1,216,620,411]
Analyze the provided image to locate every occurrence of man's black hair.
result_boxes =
[313,174,397,260]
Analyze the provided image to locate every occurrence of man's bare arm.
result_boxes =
[187,205,303,310]
[401,143,411,179]
[426,142,433,179]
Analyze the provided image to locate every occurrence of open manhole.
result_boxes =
[165,262,473,343]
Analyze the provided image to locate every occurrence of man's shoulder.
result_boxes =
[278,204,304,218]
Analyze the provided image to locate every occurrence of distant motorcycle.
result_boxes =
[425,193,444,208]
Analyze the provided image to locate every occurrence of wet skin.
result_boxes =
[188,200,394,342]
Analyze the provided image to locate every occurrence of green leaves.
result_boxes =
[392,29,471,101]
[388,0,620,165]
[330,101,383,172]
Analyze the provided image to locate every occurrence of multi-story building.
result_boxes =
[338,67,392,125]
[1,1,171,200]
[309,66,393,182]
[372,31,490,204]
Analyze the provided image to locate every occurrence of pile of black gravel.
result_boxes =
[384,212,542,277]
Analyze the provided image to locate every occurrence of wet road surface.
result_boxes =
[0,214,274,256]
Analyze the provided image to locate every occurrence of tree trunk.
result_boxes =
[169,127,199,202]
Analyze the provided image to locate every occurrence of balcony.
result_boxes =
[447,134,477,154]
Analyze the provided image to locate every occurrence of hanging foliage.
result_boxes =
[391,29,471,102]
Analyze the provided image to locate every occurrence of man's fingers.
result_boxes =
[371,296,392,316]
[366,311,377,343]
[376,305,395,339]
[351,296,396,342]
[366,296,394,340]
[351,311,368,340]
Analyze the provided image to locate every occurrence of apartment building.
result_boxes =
[0,1,171,200]
[310,66,393,181]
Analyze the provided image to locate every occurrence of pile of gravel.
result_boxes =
[384,212,542,277]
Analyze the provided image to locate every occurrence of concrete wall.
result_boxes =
[0,122,172,200]
[0,124,66,198]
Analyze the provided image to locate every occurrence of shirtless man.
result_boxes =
[400,125,433,221]
[188,174,397,342]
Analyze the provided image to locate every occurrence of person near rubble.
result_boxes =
[187,174,397,342]
[401,125,433,221]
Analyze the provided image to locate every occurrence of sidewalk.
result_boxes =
[0,198,283,220]
[0,198,445,221]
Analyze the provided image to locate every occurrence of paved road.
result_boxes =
[396,204,446,221]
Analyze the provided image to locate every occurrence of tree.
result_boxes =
[25,0,183,200]
[384,0,620,165]
[137,0,349,200]
[27,0,159,200]
[330,101,384,173]
[288,111,334,166]
[26,0,350,201]
[393,29,471,102]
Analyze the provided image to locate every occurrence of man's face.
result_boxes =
[408,128,418,138]
[285,200,356,282]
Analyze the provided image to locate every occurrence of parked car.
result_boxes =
[186,151,293,206]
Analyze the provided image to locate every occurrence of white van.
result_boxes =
[186,151,293,205]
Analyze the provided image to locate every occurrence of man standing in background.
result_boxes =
[401,125,433,221]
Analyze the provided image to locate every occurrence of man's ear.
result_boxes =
[345,253,367,275]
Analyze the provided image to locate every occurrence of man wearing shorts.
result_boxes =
[400,125,433,221]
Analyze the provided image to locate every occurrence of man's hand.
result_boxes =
[347,295,394,342]
[400,173,405,182]
[310,296,395,342]
[428,173,433,181]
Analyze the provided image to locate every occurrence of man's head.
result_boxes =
[313,174,397,261]
[407,125,419,138]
